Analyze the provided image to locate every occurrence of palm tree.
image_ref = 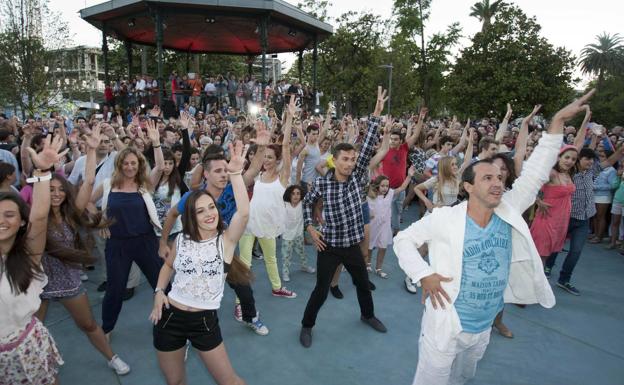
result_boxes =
[469,0,505,33]
[580,32,624,86]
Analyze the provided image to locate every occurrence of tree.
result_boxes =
[297,0,332,22]
[469,0,506,33]
[0,0,73,117]
[445,5,576,119]
[288,11,388,116]
[580,32,624,87]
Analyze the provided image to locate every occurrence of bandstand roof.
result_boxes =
[79,0,333,55]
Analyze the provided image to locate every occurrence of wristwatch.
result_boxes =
[154,287,165,294]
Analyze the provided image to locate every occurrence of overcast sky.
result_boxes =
[52,0,622,83]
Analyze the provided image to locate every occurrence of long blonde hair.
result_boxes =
[435,156,457,203]
[111,147,151,190]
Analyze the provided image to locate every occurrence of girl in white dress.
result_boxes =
[368,167,415,278]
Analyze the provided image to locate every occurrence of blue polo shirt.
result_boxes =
[177,183,236,227]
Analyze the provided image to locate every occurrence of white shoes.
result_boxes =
[108,354,130,375]
[404,277,418,294]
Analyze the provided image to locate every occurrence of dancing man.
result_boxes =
[393,90,595,385]
[299,87,389,348]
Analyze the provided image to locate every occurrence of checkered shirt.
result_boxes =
[303,116,380,247]
[570,162,601,220]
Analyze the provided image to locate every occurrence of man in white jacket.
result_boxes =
[394,90,595,385]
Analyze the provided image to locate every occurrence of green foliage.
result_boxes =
[288,11,388,116]
[0,0,73,116]
[585,74,624,127]
[469,0,506,33]
[580,33,624,86]
[445,5,576,119]
[297,0,332,22]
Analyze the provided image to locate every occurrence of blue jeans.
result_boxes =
[391,190,406,232]
[545,218,590,283]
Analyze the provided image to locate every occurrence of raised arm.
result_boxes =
[352,86,387,181]
[243,121,270,187]
[495,103,513,142]
[26,135,69,262]
[514,105,541,175]
[223,141,250,258]
[459,128,475,174]
[451,119,470,155]
[145,119,164,191]
[406,107,427,148]
[369,119,392,171]
[177,112,193,176]
[505,90,595,213]
[394,166,416,194]
[75,124,101,213]
[280,97,296,186]
[573,106,591,151]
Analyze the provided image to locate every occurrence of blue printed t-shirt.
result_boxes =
[177,183,236,227]
[454,213,512,333]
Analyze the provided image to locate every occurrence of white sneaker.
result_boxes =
[80,272,88,281]
[404,277,418,294]
[300,266,316,274]
[108,354,130,375]
[282,271,290,282]
[246,313,269,336]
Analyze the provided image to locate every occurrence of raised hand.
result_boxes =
[149,105,162,117]
[552,89,596,124]
[84,123,102,150]
[179,111,191,128]
[27,134,69,170]
[116,115,123,127]
[252,120,271,146]
[419,106,429,121]
[286,96,297,117]
[145,119,160,145]
[372,86,389,117]
[226,140,247,172]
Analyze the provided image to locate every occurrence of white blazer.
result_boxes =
[394,133,562,350]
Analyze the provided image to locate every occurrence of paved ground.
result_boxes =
[45,205,624,385]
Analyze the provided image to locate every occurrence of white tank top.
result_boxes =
[168,235,225,310]
[0,263,47,339]
[246,173,286,238]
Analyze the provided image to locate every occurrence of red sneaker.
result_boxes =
[272,287,297,298]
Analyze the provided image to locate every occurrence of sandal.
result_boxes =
[375,269,389,279]
[366,263,373,273]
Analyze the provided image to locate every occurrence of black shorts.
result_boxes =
[153,305,222,352]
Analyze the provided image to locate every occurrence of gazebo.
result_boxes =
[79,0,333,106]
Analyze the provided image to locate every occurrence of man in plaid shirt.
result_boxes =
[299,87,389,348]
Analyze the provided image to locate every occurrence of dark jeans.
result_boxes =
[102,235,162,333]
[545,218,590,283]
[228,282,257,323]
[302,244,374,328]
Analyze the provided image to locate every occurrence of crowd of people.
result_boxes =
[104,72,317,118]
[0,82,620,385]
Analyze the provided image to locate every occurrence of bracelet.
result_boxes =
[36,167,52,173]
[153,145,161,148]
[26,173,52,184]
[227,169,243,175]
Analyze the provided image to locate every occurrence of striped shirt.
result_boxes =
[303,117,380,247]
[570,162,601,220]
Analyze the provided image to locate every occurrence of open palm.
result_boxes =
[27,135,69,170]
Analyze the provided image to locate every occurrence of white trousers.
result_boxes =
[412,328,491,385]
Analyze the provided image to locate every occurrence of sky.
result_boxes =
[51,0,622,84]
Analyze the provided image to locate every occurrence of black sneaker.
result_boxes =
[557,281,580,296]
[360,316,387,333]
[97,281,107,292]
[368,280,376,291]
[299,327,312,348]
[544,267,551,278]
[330,285,343,299]
[122,288,135,301]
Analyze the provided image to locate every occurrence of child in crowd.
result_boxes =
[367,167,415,278]
[281,185,315,282]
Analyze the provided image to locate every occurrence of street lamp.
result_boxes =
[379,64,393,115]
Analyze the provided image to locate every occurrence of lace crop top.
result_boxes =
[168,234,227,310]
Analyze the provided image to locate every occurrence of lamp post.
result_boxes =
[379,63,393,115]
